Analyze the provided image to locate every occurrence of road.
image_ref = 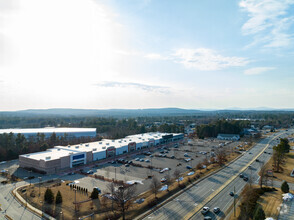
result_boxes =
[140,130,293,220]
[0,170,62,219]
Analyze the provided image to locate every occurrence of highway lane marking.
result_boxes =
[183,133,284,220]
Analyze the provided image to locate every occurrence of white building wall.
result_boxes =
[136,142,143,150]
[116,145,128,155]
[93,151,106,161]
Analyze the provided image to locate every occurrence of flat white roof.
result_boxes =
[21,147,76,161]
[20,132,183,161]
[0,127,96,134]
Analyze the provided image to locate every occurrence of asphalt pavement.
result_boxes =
[140,130,293,220]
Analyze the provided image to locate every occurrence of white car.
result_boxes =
[140,159,144,162]
[135,158,140,161]
[201,207,210,215]
[145,159,150,162]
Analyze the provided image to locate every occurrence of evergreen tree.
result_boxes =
[55,190,62,204]
[44,188,54,204]
[281,181,290,193]
[90,188,99,199]
[253,205,265,220]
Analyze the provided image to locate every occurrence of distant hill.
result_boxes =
[0,108,202,117]
[0,107,293,118]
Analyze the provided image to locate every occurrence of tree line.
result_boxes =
[195,119,250,138]
[0,132,100,162]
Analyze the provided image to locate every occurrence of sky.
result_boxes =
[0,0,294,111]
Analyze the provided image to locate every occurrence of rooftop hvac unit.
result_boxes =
[93,148,97,151]
[75,146,79,149]
[68,145,70,147]
[58,149,61,151]
[112,140,115,142]
[45,156,51,160]
[99,142,102,144]
[85,144,89,147]
[102,147,106,149]
[106,143,109,145]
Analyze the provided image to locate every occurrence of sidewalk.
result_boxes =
[12,184,55,220]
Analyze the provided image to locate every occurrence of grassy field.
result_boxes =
[258,188,284,219]
[18,180,101,220]
[229,186,286,220]
[262,152,294,183]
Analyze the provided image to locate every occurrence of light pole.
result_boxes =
[74,188,77,212]
[233,186,236,217]
[38,177,42,197]
[28,170,32,186]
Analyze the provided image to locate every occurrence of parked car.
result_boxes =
[184,153,189,157]
[161,178,167,183]
[239,173,244,178]
[204,217,212,220]
[145,159,150,162]
[213,207,220,213]
[243,176,249,181]
[229,192,234,196]
[255,159,260,162]
[140,159,144,162]
[201,207,210,215]
[170,155,175,159]
[186,165,192,169]
[86,170,94,174]
[125,164,130,167]
[135,158,140,161]
[128,161,133,164]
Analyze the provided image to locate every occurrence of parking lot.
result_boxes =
[62,138,245,196]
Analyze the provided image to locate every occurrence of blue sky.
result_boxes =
[0,0,294,110]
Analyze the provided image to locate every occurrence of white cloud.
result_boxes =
[144,53,168,60]
[172,48,249,71]
[240,0,294,48]
[96,81,170,93]
[244,67,275,75]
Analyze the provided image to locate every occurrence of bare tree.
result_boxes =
[215,148,227,166]
[173,169,181,187]
[196,162,203,173]
[259,163,267,189]
[107,182,137,220]
[202,158,209,171]
[150,177,161,198]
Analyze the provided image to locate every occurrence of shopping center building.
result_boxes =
[19,132,184,174]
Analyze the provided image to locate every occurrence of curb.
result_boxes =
[185,134,282,219]
[135,143,246,220]
[12,184,55,220]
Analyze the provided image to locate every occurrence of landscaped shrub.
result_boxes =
[281,181,290,193]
